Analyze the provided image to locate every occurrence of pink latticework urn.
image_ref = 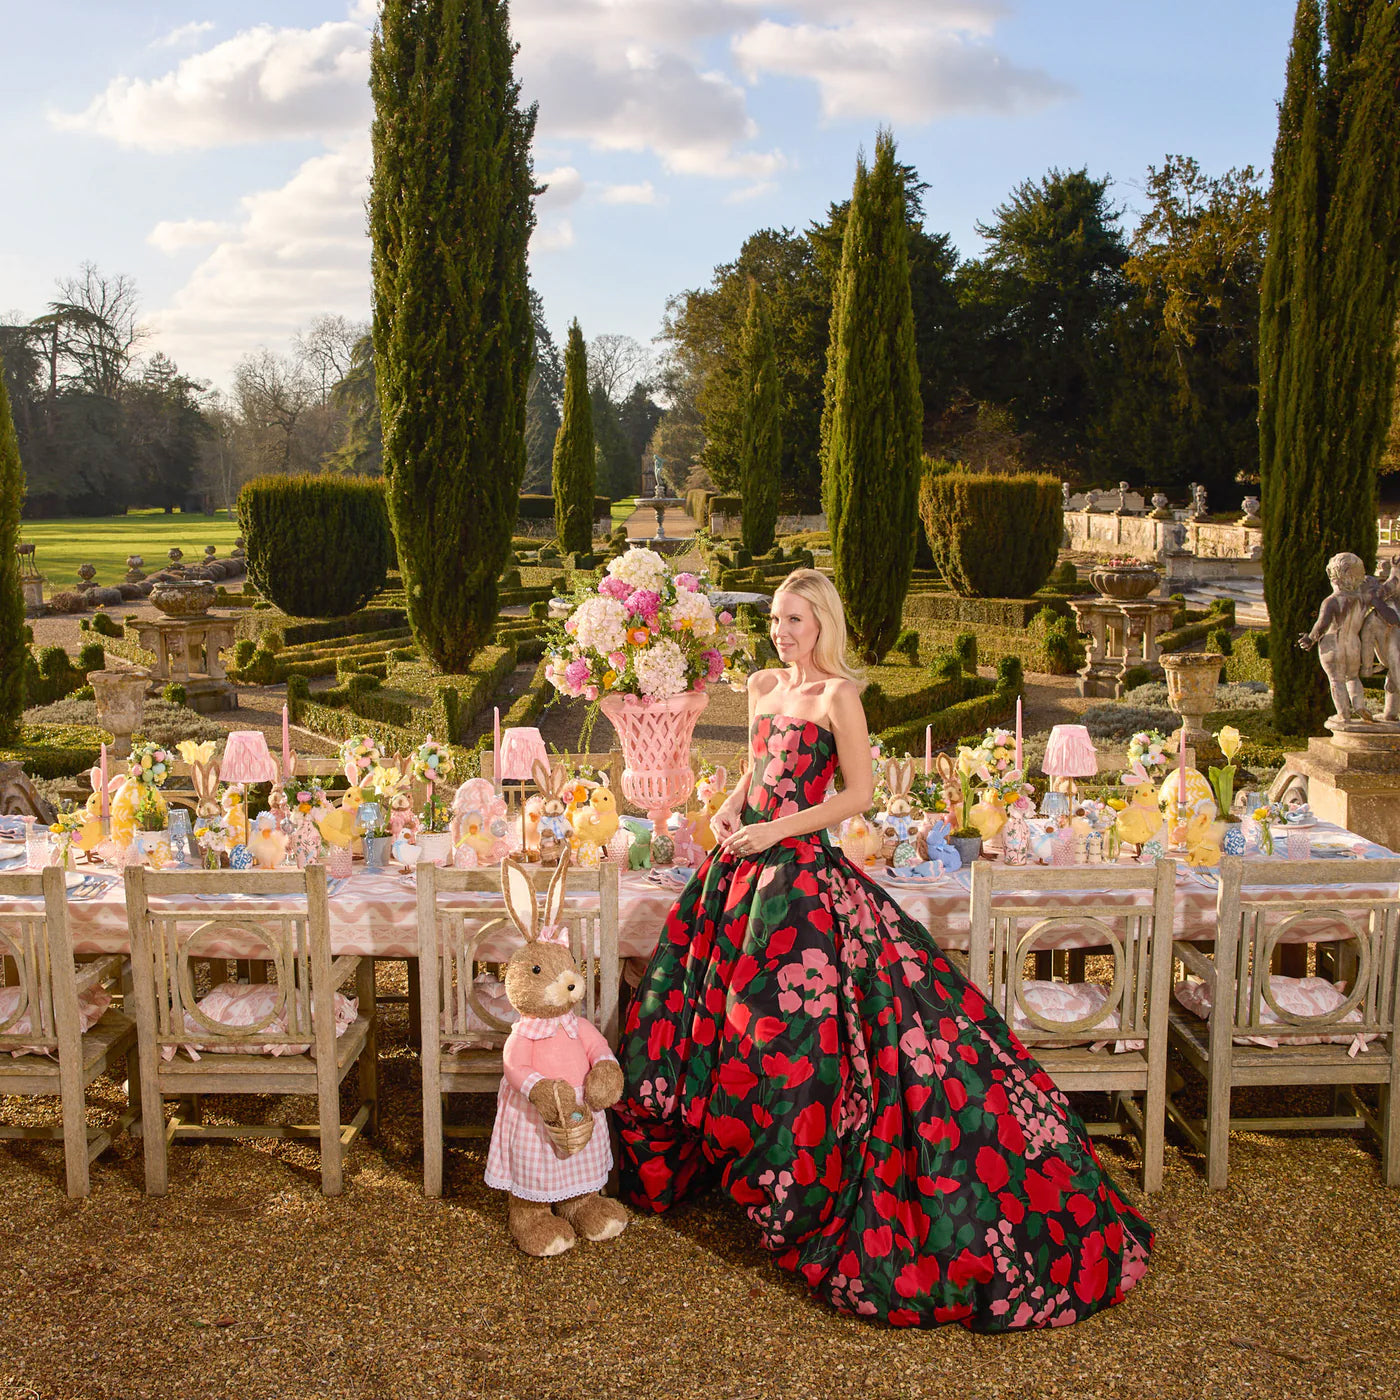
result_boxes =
[598,690,708,832]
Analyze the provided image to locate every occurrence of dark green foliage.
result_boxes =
[370,0,535,672]
[238,475,394,618]
[709,496,741,529]
[1261,0,1400,732]
[163,682,188,706]
[908,594,1070,629]
[1209,628,1234,656]
[0,356,24,742]
[591,382,633,502]
[892,628,920,665]
[997,654,1024,692]
[953,632,978,672]
[76,642,104,672]
[553,321,595,553]
[919,471,1062,598]
[822,131,923,663]
[529,599,549,620]
[91,612,123,638]
[739,279,781,556]
[233,638,257,669]
[524,290,562,494]
[1053,561,1078,589]
[1042,617,1085,675]
[930,652,962,683]
[1121,664,1153,691]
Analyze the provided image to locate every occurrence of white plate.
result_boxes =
[0,841,25,860]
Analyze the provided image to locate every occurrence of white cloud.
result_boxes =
[152,21,216,50]
[599,181,656,205]
[724,180,776,204]
[537,166,585,208]
[146,135,371,380]
[732,4,1070,122]
[532,219,575,254]
[50,21,370,150]
[147,218,233,253]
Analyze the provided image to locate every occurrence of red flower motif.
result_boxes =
[947,1247,995,1290]
[752,1015,786,1044]
[760,1051,814,1089]
[793,1149,818,1185]
[731,953,761,992]
[1024,1168,1062,1215]
[996,1113,1026,1154]
[717,1060,758,1098]
[709,1114,753,1155]
[1050,1252,1072,1286]
[997,1191,1026,1224]
[1067,1192,1096,1228]
[862,1225,893,1258]
[792,1101,826,1147]
[766,925,797,959]
[872,1104,902,1143]
[818,1017,840,1053]
[646,1019,675,1059]
[943,1077,968,1112]
[975,1146,1009,1193]
[894,1256,942,1298]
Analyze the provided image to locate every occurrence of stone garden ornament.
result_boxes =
[1299,551,1400,726]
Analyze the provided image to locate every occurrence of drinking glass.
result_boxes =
[168,808,193,865]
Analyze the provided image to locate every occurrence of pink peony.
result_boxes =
[703,648,724,681]
[584,685,599,701]
[598,575,631,601]
[563,658,591,690]
[719,610,733,625]
[608,650,627,670]
[626,588,661,619]
[674,572,700,592]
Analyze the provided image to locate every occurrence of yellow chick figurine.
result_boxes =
[314,796,357,850]
[248,813,290,870]
[1115,789,1165,850]
[220,787,248,849]
[840,814,883,868]
[692,766,730,853]
[571,778,619,848]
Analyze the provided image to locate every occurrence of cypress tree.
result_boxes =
[739,278,781,557]
[553,321,595,553]
[1261,0,1400,732]
[369,0,536,673]
[0,356,24,744]
[821,131,923,663]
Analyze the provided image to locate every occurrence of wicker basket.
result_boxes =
[544,1081,594,1159]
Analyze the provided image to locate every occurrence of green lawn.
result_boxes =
[610,496,638,526]
[18,509,241,589]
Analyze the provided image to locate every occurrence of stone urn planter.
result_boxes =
[150,580,216,617]
[1161,651,1226,749]
[88,668,150,758]
[1088,563,1159,601]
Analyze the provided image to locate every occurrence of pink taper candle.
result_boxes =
[1178,724,1187,803]
[281,703,291,778]
[924,725,932,776]
[1014,697,1023,774]
[99,743,109,820]
[493,707,501,786]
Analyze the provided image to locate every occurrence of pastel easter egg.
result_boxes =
[229,844,254,870]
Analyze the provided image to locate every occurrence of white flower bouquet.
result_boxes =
[544,548,745,703]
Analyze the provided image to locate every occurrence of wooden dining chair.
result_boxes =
[123,865,377,1196]
[1166,855,1400,1188]
[416,860,621,1197]
[0,867,139,1197]
[968,859,1176,1191]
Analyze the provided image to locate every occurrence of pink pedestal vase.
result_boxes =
[599,690,708,833]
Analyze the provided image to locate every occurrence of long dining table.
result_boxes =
[18,820,1396,963]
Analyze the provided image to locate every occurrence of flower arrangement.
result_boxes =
[339,734,384,780]
[127,738,173,787]
[949,728,1032,837]
[544,547,744,703]
[1250,801,1281,856]
[411,735,455,833]
[134,789,167,833]
[1208,725,1243,817]
[48,807,87,866]
[1126,730,1170,770]
[194,814,232,867]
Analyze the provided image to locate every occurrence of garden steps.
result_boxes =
[1180,578,1268,627]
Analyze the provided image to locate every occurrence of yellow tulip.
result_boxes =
[1217,725,1242,761]
[177,739,217,765]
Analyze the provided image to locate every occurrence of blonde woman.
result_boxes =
[616,568,1151,1331]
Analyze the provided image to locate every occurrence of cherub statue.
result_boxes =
[1298,552,1371,723]
[1360,559,1400,721]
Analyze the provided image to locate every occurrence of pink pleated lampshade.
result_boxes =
[1042,724,1098,779]
[220,730,280,785]
[498,727,549,782]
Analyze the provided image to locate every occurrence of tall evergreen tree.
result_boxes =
[739,278,781,556]
[369,0,536,673]
[821,131,923,664]
[0,356,25,743]
[591,382,633,502]
[1261,0,1400,731]
[553,321,595,552]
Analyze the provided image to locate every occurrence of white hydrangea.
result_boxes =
[633,638,689,700]
[570,595,628,655]
[667,587,716,637]
[606,547,668,593]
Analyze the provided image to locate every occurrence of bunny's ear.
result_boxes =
[531,758,552,792]
[89,766,103,795]
[895,758,913,793]
[714,766,727,788]
[500,857,538,941]
[550,761,568,794]
[543,846,571,928]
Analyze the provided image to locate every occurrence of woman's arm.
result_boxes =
[718,680,873,852]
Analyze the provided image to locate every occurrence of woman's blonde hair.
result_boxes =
[771,569,864,684]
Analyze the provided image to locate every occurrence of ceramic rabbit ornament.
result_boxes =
[878,757,922,866]
[531,759,573,863]
[484,850,628,1257]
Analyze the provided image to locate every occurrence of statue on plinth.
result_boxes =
[1298,551,1400,725]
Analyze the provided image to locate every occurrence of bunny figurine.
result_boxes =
[484,851,628,1257]
[532,760,572,864]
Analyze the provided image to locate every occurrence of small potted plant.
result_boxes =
[411,736,455,865]
[1208,725,1246,855]
[193,813,231,869]
[133,788,171,863]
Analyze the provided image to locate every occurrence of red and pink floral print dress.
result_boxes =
[616,714,1152,1331]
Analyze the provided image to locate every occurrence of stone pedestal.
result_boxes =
[1070,596,1178,698]
[1162,651,1226,748]
[21,576,44,611]
[89,668,151,757]
[132,616,238,713]
[1276,726,1400,850]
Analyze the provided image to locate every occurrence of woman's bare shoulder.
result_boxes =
[748,669,781,698]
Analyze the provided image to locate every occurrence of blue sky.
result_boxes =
[0,1,1297,390]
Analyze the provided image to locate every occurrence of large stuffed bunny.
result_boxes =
[483,850,628,1257]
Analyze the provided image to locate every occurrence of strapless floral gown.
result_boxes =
[616,714,1152,1331]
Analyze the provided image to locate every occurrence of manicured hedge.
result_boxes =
[902,593,1070,628]
[517,494,610,521]
[919,471,1062,598]
[708,494,741,524]
[877,677,1019,755]
[238,475,395,618]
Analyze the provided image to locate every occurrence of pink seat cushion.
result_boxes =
[0,985,112,1057]
[1174,975,1376,1057]
[164,982,358,1062]
[1010,980,1144,1053]
[443,972,519,1053]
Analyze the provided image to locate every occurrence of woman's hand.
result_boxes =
[711,799,743,844]
[719,820,782,860]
